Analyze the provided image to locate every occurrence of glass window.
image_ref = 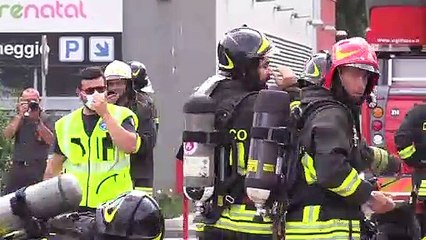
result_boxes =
[46,66,86,97]
[392,58,426,81]
[0,66,34,98]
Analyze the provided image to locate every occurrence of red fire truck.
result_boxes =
[361,0,426,178]
[360,2,426,235]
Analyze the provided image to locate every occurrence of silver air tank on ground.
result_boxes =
[0,174,82,237]
[245,90,290,222]
[182,95,218,222]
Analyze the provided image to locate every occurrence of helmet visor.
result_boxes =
[106,75,131,81]
[344,63,379,74]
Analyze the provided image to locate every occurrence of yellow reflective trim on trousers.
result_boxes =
[134,187,153,196]
[328,168,361,197]
[302,205,320,223]
[301,153,317,184]
[290,101,301,111]
[285,233,360,240]
[229,142,246,175]
[286,220,360,231]
[286,219,360,240]
[399,144,416,159]
[213,217,273,234]
[220,204,272,222]
[197,204,273,234]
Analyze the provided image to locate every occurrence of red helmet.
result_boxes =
[324,37,380,95]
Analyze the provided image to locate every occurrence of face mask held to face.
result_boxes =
[84,90,105,111]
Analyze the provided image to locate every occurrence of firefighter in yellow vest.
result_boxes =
[43,66,141,212]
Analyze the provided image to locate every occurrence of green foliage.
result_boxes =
[336,0,368,37]
[0,110,12,191]
[155,189,183,219]
[0,85,20,191]
[0,111,13,163]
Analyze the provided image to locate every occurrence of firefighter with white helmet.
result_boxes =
[104,60,158,196]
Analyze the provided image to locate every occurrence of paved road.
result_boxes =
[165,214,196,239]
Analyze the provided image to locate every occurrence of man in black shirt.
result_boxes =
[2,88,53,194]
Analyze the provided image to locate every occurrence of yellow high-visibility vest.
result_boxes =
[56,104,138,208]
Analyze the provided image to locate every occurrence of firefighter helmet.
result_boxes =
[104,60,132,81]
[299,50,332,86]
[96,190,165,240]
[217,26,273,77]
[324,37,380,95]
[128,60,153,92]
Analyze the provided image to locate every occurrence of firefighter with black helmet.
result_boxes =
[177,26,275,240]
[104,60,158,196]
[285,37,395,240]
[44,190,165,240]
[395,99,426,237]
[128,60,159,132]
[95,190,165,240]
[395,104,426,171]
[127,60,159,196]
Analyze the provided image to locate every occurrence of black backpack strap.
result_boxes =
[9,187,48,239]
[203,91,257,224]
[215,91,257,129]
[298,99,354,129]
[285,99,354,194]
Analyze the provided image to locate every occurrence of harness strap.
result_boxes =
[10,187,47,238]
[203,92,257,224]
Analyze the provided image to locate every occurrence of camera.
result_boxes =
[28,100,40,110]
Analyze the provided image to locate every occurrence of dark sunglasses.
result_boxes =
[83,86,107,94]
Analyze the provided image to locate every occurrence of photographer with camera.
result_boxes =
[2,88,53,194]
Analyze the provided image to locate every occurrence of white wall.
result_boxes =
[215,0,317,76]
[216,0,316,49]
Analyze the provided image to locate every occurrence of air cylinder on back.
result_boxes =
[182,95,218,217]
[245,90,290,220]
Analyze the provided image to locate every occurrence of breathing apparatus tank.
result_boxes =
[182,95,220,222]
[245,90,291,222]
[0,174,82,238]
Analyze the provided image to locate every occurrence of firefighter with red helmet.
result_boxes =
[285,37,395,240]
[299,51,401,177]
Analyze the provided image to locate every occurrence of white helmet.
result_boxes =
[104,60,132,80]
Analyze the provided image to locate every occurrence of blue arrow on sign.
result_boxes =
[94,41,109,57]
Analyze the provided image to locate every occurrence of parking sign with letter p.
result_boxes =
[59,36,84,62]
